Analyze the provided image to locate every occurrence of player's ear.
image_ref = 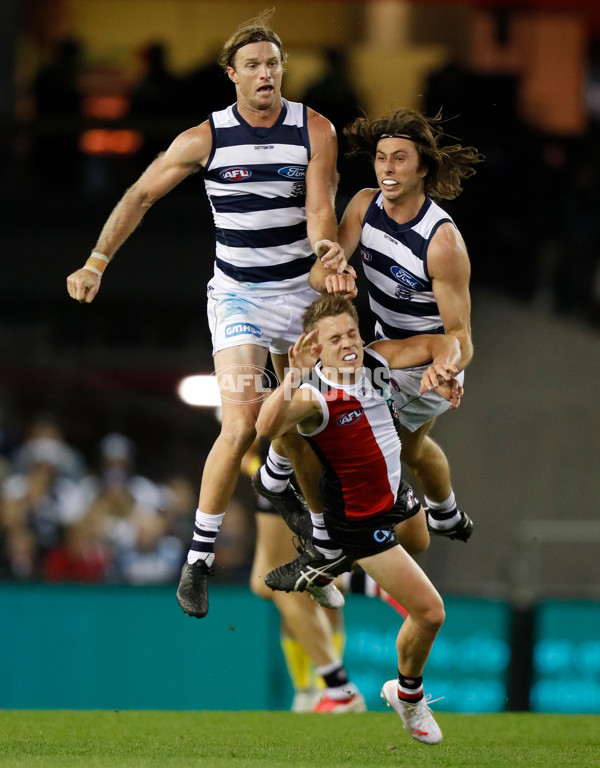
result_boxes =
[226,66,238,84]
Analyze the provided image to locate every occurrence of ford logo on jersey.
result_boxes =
[390,266,426,290]
[337,409,363,426]
[278,166,306,179]
[219,167,252,182]
[224,322,262,338]
[277,165,306,179]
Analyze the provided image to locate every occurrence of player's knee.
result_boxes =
[408,529,430,555]
[219,417,257,455]
[400,526,430,555]
[413,596,445,638]
[423,598,445,636]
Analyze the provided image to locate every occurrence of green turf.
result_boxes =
[0,711,598,768]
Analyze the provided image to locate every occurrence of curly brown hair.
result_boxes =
[302,294,359,333]
[344,108,483,201]
[218,8,287,71]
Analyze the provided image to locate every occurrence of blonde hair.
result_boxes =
[218,8,286,71]
[302,294,359,333]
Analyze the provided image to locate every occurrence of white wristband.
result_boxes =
[83,265,103,278]
[90,251,109,263]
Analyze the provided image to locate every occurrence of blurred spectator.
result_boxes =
[12,413,86,481]
[43,516,110,583]
[0,526,38,581]
[129,42,182,164]
[178,50,232,125]
[33,38,82,117]
[1,436,89,561]
[161,474,197,553]
[81,432,164,552]
[130,42,179,118]
[111,512,182,584]
[301,48,364,195]
[31,37,83,185]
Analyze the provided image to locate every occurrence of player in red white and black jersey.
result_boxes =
[257,294,462,744]
[298,347,414,548]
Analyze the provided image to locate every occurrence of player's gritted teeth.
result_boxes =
[343,353,358,362]
[382,179,398,187]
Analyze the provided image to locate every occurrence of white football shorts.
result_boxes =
[207,277,319,356]
[390,364,465,432]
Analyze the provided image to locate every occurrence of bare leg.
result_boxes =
[197,344,268,514]
[394,508,430,555]
[357,544,444,677]
[400,420,452,504]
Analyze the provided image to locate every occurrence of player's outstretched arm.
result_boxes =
[369,333,460,373]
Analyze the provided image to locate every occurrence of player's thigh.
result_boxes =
[357,544,441,616]
[399,419,436,463]
[394,507,430,555]
[212,344,270,434]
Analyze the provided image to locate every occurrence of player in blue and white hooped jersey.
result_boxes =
[312,108,482,544]
[66,10,362,710]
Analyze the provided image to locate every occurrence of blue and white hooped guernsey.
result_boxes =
[204,99,314,295]
[359,193,455,340]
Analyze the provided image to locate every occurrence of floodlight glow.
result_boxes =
[177,375,221,407]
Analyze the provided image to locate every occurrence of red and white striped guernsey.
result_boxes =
[298,348,402,520]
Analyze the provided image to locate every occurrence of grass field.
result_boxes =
[0,711,598,768]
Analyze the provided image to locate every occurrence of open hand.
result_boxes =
[315,239,347,273]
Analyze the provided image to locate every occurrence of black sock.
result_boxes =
[397,672,424,703]
[321,664,348,689]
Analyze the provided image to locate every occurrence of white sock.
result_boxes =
[187,509,225,566]
[260,447,293,492]
[425,491,461,530]
[310,511,342,560]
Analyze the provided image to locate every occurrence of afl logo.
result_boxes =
[337,409,363,426]
[219,167,252,182]
[361,248,372,263]
[278,166,306,179]
[390,265,425,290]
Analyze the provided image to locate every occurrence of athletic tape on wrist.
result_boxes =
[83,264,103,278]
[90,251,109,263]
[84,251,110,276]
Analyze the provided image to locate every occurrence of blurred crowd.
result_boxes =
[0,413,256,585]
